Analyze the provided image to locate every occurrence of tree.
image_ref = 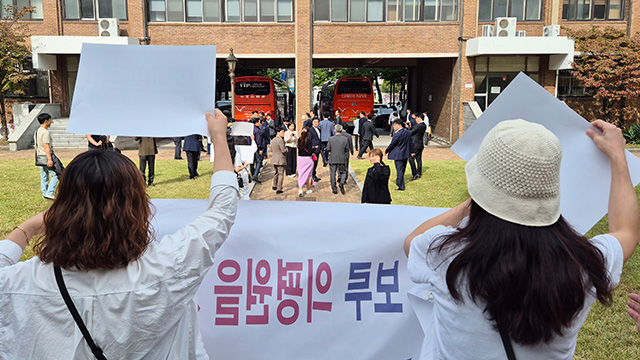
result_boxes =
[312,67,407,104]
[567,26,640,126]
[0,5,35,140]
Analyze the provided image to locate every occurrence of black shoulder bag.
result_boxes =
[54,266,108,360]
[496,320,517,360]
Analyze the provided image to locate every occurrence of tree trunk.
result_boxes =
[0,96,8,140]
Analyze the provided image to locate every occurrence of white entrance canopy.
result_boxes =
[31,36,139,70]
[465,37,575,70]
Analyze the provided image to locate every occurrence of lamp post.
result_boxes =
[226,48,238,119]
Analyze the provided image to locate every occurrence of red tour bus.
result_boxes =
[318,77,374,131]
[233,76,294,126]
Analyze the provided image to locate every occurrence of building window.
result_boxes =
[149,0,292,22]
[557,70,589,97]
[64,0,127,20]
[562,0,623,20]
[314,0,458,22]
[478,0,541,21]
[0,0,43,20]
[6,59,48,99]
[473,56,540,110]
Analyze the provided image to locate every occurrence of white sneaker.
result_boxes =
[43,194,55,200]
[305,190,313,195]
[298,190,303,197]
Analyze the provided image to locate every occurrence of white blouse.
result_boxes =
[0,171,239,359]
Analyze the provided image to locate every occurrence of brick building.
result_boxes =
[3,0,640,142]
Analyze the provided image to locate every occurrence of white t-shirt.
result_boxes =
[407,224,623,360]
[35,126,52,156]
[0,171,239,359]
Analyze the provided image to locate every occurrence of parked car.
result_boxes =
[216,100,232,117]
[373,103,394,128]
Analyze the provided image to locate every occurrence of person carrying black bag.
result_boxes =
[34,113,63,200]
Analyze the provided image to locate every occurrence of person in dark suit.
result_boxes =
[319,112,335,166]
[303,113,313,128]
[183,134,202,179]
[357,114,379,159]
[385,119,414,191]
[309,118,322,181]
[172,137,183,160]
[326,124,351,195]
[409,113,427,180]
[361,148,391,204]
[334,109,343,125]
[357,111,367,150]
[251,117,267,183]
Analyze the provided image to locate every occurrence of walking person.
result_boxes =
[358,111,367,150]
[297,127,315,196]
[403,119,639,359]
[357,114,379,159]
[326,124,350,195]
[361,148,391,204]
[135,137,157,187]
[385,119,413,191]
[251,117,267,183]
[184,134,201,179]
[0,110,238,359]
[353,112,361,152]
[319,112,335,167]
[409,114,427,180]
[334,109,343,125]
[309,118,322,181]
[172,137,183,159]
[270,127,287,194]
[34,113,58,200]
[285,122,298,177]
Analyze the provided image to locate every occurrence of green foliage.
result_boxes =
[312,67,407,103]
[566,27,640,125]
[0,5,35,140]
[623,123,640,144]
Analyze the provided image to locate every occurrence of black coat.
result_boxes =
[411,122,427,150]
[361,163,391,204]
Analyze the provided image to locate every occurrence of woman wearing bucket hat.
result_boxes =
[404,119,639,359]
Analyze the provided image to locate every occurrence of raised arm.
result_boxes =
[403,199,471,256]
[207,110,234,174]
[587,120,640,262]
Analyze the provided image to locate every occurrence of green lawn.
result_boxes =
[2,155,640,357]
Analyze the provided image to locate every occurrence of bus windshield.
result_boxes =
[336,79,372,95]
[236,81,271,96]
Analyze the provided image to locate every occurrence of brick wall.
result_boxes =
[295,0,313,130]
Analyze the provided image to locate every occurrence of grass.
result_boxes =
[2,154,640,357]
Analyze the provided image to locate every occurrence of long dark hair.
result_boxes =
[429,200,613,345]
[36,150,152,270]
[298,126,310,151]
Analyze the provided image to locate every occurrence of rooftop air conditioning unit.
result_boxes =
[543,25,561,37]
[495,17,517,37]
[482,25,495,37]
[98,18,119,37]
[516,30,526,37]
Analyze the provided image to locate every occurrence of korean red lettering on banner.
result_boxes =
[214,258,333,326]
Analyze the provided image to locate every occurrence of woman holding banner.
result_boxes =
[404,119,639,359]
[0,110,237,359]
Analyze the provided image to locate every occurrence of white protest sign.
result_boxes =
[451,72,640,234]
[151,199,449,360]
[231,122,255,137]
[67,44,216,137]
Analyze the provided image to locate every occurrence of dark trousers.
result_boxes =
[312,153,319,179]
[353,134,360,150]
[358,140,374,158]
[186,151,199,179]
[321,141,329,164]
[285,147,297,175]
[409,148,424,177]
[395,159,408,190]
[329,163,347,191]
[172,137,182,159]
[273,165,285,191]
[139,155,155,185]
[252,151,265,180]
